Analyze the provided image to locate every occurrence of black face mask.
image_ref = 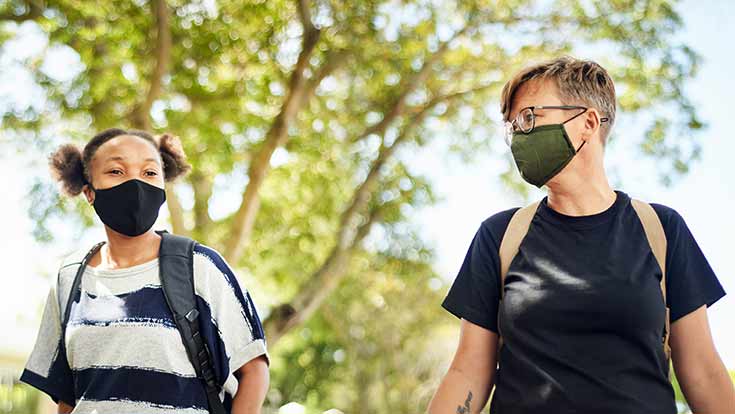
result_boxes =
[91,179,166,237]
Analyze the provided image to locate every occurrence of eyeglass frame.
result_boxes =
[503,105,609,146]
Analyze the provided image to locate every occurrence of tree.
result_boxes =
[1,0,705,411]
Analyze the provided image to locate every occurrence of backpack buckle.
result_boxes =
[186,309,199,322]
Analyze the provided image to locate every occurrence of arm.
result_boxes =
[57,401,74,413]
[428,319,498,414]
[670,305,735,413]
[230,355,270,414]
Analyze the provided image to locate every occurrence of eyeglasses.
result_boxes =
[503,105,609,146]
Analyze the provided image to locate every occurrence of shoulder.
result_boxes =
[192,243,228,271]
[57,247,94,287]
[649,202,688,239]
[650,203,683,225]
[192,243,244,291]
[54,245,101,309]
[478,207,522,245]
[58,247,88,271]
[193,243,231,276]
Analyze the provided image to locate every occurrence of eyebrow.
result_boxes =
[105,156,160,163]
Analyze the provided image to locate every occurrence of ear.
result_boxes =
[82,184,95,205]
[582,109,602,142]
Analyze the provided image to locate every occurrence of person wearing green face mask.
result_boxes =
[429,57,734,413]
[505,104,608,188]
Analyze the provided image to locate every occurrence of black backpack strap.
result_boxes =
[60,242,106,369]
[158,231,226,414]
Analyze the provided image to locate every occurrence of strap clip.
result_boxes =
[185,309,199,322]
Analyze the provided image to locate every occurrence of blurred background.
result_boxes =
[0,0,733,413]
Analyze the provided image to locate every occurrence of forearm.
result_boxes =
[231,356,270,414]
[682,363,735,413]
[428,366,494,414]
[57,401,74,413]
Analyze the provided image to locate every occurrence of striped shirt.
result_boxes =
[20,244,268,413]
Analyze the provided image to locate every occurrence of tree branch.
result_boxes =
[165,183,188,236]
[297,0,317,36]
[131,0,171,131]
[125,0,181,232]
[354,24,471,142]
[263,203,382,344]
[190,170,213,238]
[261,84,489,344]
[221,13,468,264]
[263,107,431,344]
[222,0,328,263]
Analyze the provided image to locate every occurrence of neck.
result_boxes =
[546,153,616,216]
[97,229,161,269]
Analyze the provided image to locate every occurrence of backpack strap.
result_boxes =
[158,231,226,414]
[496,201,540,352]
[630,199,671,363]
[498,202,541,300]
[60,242,106,383]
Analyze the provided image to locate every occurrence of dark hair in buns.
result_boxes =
[48,128,191,196]
[49,143,86,196]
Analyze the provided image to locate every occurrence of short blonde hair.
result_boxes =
[500,56,616,142]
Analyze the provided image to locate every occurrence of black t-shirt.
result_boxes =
[442,191,725,414]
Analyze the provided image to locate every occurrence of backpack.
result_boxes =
[496,199,671,363]
[58,231,227,414]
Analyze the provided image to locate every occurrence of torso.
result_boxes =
[58,251,238,413]
[493,191,676,413]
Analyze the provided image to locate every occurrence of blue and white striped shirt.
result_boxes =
[21,243,268,413]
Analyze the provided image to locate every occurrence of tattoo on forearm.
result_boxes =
[456,391,472,414]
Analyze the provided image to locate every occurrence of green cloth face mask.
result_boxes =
[510,124,586,188]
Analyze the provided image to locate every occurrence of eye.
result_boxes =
[107,169,123,175]
[144,170,159,177]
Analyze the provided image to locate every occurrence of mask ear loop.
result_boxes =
[561,107,598,154]
[575,140,587,153]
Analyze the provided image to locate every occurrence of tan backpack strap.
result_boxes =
[499,201,541,300]
[496,201,540,355]
[631,199,671,362]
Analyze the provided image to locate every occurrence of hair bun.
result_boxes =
[49,144,86,196]
[158,133,191,182]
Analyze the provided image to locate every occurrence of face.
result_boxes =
[83,135,164,204]
[508,79,605,186]
[509,79,593,149]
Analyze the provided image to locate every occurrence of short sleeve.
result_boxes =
[652,204,726,323]
[193,244,269,378]
[442,209,518,333]
[19,287,76,405]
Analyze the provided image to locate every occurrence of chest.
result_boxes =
[63,283,188,371]
[500,212,667,338]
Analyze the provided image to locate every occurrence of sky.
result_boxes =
[1,0,734,374]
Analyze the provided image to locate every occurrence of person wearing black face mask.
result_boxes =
[87,178,167,237]
[20,128,270,414]
[429,57,733,413]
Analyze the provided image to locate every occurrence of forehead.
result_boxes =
[93,135,160,163]
[509,78,563,119]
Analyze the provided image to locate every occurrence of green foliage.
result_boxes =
[0,0,706,411]
[0,380,41,414]
[269,250,448,412]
